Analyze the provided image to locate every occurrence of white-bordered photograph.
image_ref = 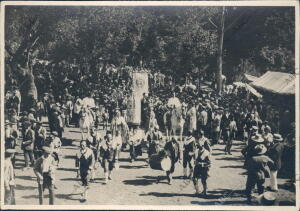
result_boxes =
[1,1,299,210]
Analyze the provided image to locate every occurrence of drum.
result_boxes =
[149,152,172,171]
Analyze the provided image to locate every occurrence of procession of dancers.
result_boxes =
[4,80,295,205]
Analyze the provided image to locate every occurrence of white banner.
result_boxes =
[127,72,148,125]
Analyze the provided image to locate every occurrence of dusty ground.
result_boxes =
[12,120,295,206]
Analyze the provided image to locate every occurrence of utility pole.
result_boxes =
[216,6,225,95]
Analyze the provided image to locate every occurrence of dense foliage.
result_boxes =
[5,6,295,95]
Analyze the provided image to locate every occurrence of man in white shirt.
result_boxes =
[33,146,56,205]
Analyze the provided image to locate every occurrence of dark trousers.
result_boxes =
[225,139,233,153]
[38,183,54,205]
[103,159,114,172]
[183,154,193,169]
[73,113,80,127]
[58,129,63,139]
[166,161,176,182]
[212,131,220,145]
[130,144,142,160]
[24,149,35,167]
[34,150,44,160]
[245,176,265,198]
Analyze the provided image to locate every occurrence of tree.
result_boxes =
[5,6,67,109]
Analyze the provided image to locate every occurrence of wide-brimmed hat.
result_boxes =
[273,134,283,142]
[42,146,52,154]
[29,108,36,113]
[5,120,10,126]
[257,191,277,206]
[51,131,58,136]
[251,134,264,143]
[254,144,267,155]
[252,126,259,131]
[264,126,271,132]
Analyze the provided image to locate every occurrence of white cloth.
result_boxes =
[187,107,197,131]
[113,135,123,150]
[270,170,278,191]
[74,99,83,114]
[83,97,95,108]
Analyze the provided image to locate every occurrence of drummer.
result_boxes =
[164,137,180,185]
[147,126,164,159]
[193,138,211,197]
[129,125,143,163]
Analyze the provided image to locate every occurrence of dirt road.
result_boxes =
[12,124,295,206]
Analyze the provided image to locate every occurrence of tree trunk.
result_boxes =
[216,6,225,94]
[7,52,38,111]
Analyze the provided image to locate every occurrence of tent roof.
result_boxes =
[250,71,295,95]
[244,74,258,82]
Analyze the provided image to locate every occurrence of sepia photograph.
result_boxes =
[1,1,299,209]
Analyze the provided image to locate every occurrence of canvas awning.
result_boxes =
[233,82,262,98]
[250,71,295,95]
[244,74,258,82]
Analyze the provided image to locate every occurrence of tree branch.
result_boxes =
[224,12,245,33]
[29,36,40,50]
[208,18,218,29]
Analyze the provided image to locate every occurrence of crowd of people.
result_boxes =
[4,69,296,205]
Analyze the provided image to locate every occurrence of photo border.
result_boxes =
[0,1,299,210]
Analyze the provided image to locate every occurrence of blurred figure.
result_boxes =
[4,149,16,205]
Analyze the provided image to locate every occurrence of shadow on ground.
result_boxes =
[16,184,37,191]
[123,175,168,186]
[140,192,195,198]
[220,165,244,169]
[215,156,244,161]
[120,165,147,169]
[58,167,77,172]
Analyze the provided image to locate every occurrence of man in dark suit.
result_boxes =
[245,144,275,204]
[22,121,35,169]
[164,137,180,185]
[221,109,231,136]
[266,133,285,191]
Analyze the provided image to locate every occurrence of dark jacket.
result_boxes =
[164,140,180,163]
[267,142,285,171]
[221,114,231,130]
[247,155,275,180]
[22,128,35,150]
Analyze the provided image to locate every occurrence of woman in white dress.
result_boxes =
[111,109,129,149]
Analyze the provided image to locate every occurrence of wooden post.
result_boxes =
[216,6,226,95]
